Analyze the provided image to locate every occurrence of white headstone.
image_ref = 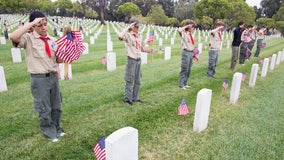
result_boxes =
[11,48,22,63]
[229,72,242,104]
[0,66,8,92]
[170,37,175,45]
[281,49,284,62]
[0,37,6,44]
[83,43,89,54]
[276,51,281,65]
[58,63,72,80]
[198,43,202,54]
[227,40,230,49]
[249,64,259,88]
[261,58,269,77]
[159,38,163,46]
[164,46,171,60]
[107,52,116,71]
[106,127,138,160]
[90,37,95,45]
[107,41,113,52]
[193,88,212,132]
[141,52,147,65]
[269,54,277,70]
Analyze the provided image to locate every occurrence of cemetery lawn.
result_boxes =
[0,25,283,159]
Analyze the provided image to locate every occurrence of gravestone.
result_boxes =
[107,52,116,71]
[198,43,203,54]
[229,72,242,104]
[281,49,284,62]
[141,52,147,65]
[0,66,8,92]
[261,58,269,77]
[227,40,230,49]
[249,64,259,88]
[276,51,281,65]
[107,41,113,52]
[170,38,175,45]
[11,48,22,63]
[57,63,72,80]
[193,88,212,132]
[83,43,89,54]
[269,54,276,70]
[90,37,94,45]
[105,127,138,160]
[159,38,163,46]
[0,37,6,44]
[164,46,171,60]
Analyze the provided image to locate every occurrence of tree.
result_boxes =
[273,6,284,21]
[226,0,256,29]
[55,0,73,17]
[147,4,168,25]
[85,7,99,19]
[260,0,282,18]
[256,18,275,29]
[275,21,284,36]
[165,17,179,27]
[117,2,141,21]
[173,0,195,21]
[158,0,174,17]
[194,0,230,26]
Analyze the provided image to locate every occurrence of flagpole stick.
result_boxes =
[151,42,154,63]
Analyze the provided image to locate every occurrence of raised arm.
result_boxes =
[10,17,44,43]
[118,22,136,41]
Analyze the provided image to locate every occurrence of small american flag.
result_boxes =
[178,97,189,115]
[145,30,155,45]
[101,56,107,65]
[242,72,246,82]
[222,79,228,90]
[55,31,86,64]
[93,136,106,160]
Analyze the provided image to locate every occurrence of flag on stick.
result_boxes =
[242,72,246,82]
[222,79,228,90]
[178,97,189,115]
[93,136,106,160]
[55,31,86,64]
[101,56,107,65]
[144,30,155,46]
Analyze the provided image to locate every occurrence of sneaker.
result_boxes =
[58,130,65,137]
[185,85,191,88]
[181,86,187,90]
[51,136,59,142]
[124,100,133,105]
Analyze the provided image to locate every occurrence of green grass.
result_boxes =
[0,22,283,160]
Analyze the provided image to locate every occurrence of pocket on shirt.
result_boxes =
[32,42,46,58]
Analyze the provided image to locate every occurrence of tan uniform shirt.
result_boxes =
[180,31,194,51]
[121,31,141,59]
[210,30,222,50]
[13,31,58,74]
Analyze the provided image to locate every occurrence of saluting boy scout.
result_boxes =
[9,11,65,142]
[207,21,225,78]
[118,17,153,106]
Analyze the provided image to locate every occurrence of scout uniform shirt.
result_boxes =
[121,31,141,60]
[13,31,58,74]
[180,31,195,51]
[210,30,222,50]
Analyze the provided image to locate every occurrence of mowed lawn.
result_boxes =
[0,23,283,160]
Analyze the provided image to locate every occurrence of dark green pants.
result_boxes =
[30,72,62,138]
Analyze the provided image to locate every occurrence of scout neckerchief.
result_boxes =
[218,31,222,41]
[132,33,140,49]
[39,36,52,58]
[189,32,194,45]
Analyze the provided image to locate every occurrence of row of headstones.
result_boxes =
[101,49,284,160]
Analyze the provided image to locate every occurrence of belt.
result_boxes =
[30,72,57,78]
[127,56,141,61]
[183,49,193,52]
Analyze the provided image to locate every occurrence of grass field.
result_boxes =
[0,22,283,160]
